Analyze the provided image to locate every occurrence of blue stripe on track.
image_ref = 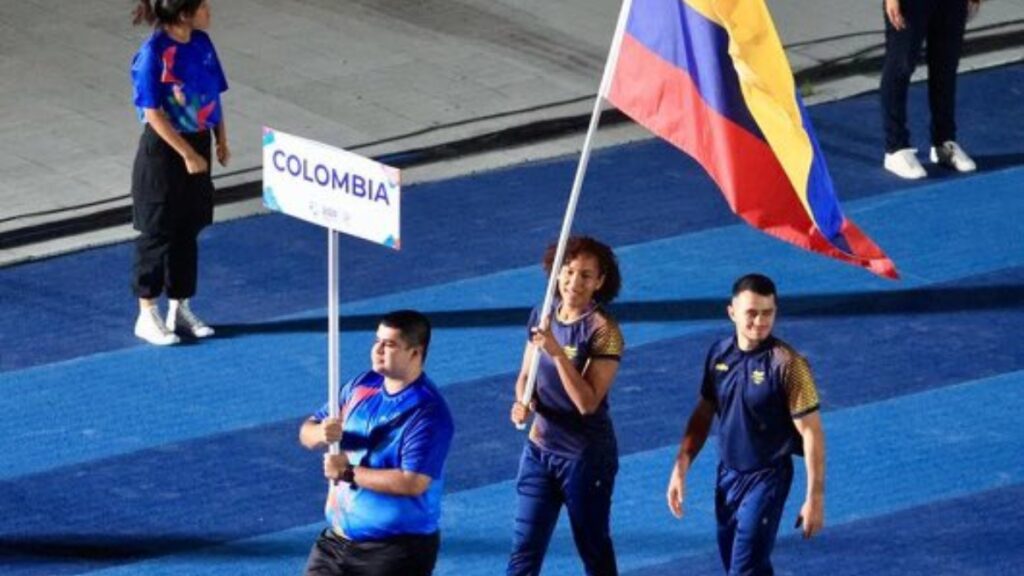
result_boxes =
[1,168,1022,481]
[4,64,1022,373]
[2,262,1015,569]
[438,370,1024,575]
[2,64,1023,576]
[3,264,1022,574]
[630,482,1024,575]
[78,369,1024,575]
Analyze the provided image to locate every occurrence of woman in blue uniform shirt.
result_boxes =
[129,0,229,345]
[508,236,625,576]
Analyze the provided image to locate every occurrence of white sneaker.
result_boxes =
[884,148,927,179]
[930,141,977,173]
[167,299,215,338]
[135,306,180,346]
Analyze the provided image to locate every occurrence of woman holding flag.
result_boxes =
[508,236,625,576]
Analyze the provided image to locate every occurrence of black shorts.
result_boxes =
[304,529,440,576]
[131,124,214,235]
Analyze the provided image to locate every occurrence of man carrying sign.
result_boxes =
[299,310,454,576]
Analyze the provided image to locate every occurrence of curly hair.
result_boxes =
[542,236,621,304]
[132,0,205,26]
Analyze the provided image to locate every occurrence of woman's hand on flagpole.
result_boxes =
[511,400,534,428]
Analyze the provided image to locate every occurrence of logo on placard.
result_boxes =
[263,186,280,211]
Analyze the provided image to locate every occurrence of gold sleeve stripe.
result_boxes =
[785,356,819,416]
[591,320,625,357]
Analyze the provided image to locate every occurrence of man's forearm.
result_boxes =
[299,420,323,449]
[676,402,714,468]
[351,467,431,497]
[803,427,826,500]
[675,436,702,470]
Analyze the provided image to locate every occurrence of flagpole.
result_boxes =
[517,0,634,429]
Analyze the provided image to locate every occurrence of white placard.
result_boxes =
[262,127,401,249]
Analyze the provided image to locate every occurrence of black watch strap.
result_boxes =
[340,464,356,485]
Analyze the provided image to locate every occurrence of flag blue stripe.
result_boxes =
[624,0,763,138]
[799,96,844,240]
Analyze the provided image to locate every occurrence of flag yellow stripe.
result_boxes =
[707,0,815,211]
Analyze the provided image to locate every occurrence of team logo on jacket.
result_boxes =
[715,363,729,372]
[752,370,766,385]
[563,345,578,360]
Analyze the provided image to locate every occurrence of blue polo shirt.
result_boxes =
[528,302,624,457]
[131,29,228,133]
[313,371,454,541]
[700,335,820,472]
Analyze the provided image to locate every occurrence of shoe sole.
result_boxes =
[930,151,977,172]
[884,166,926,180]
[168,321,215,339]
[135,332,180,346]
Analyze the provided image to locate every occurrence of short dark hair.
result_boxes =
[731,273,777,299]
[542,236,622,304]
[133,0,205,26]
[380,310,432,363]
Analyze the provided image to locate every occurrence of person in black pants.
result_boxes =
[880,0,981,180]
[129,0,229,345]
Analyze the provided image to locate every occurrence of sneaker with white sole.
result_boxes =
[930,141,977,173]
[167,299,215,338]
[884,148,927,179]
[135,306,180,346]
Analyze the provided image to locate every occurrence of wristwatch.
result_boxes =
[339,464,356,485]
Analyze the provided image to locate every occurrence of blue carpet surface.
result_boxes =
[1,63,1022,575]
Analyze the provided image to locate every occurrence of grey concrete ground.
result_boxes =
[1,0,1022,265]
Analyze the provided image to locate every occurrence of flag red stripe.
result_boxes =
[608,32,898,278]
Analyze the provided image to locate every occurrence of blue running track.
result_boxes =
[1,64,1022,575]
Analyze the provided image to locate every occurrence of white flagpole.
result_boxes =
[517,0,634,429]
[327,229,341,455]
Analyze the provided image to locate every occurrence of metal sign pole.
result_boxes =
[327,229,340,455]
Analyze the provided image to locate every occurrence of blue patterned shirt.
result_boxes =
[131,29,228,133]
[313,371,453,541]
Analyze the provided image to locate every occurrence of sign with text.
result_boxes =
[262,127,401,249]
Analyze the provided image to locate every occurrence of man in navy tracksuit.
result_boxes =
[667,274,826,575]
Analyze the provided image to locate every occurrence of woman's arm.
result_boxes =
[142,107,207,174]
[532,325,618,415]
[511,342,535,426]
[214,118,230,166]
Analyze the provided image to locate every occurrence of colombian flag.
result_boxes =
[604,0,898,279]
